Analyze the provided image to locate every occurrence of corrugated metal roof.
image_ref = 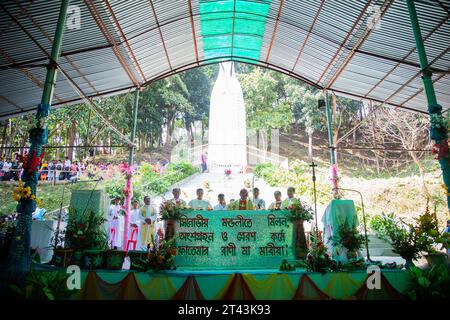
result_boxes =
[0,0,449,120]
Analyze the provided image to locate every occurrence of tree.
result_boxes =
[239,68,293,154]
[285,81,323,159]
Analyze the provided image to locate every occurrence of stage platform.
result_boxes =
[36,264,411,300]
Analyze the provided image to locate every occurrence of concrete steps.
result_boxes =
[364,234,399,257]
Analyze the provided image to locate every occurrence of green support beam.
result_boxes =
[5,0,70,275]
[325,92,336,165]
[406,0,450,209]
[128,89,140,165]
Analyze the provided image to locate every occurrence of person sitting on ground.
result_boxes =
[169,187,186,208]
[281,187,300,209]
[188,188,212,210]
[269,191,283,210]
[252,187,266,210]
[227,189,255,210]
[213,194,227,211]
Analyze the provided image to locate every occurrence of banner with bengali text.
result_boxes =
[174,210,295,268]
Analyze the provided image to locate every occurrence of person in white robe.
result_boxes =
[108,196,124,249]
[140,196,158,249]
[128,200,141,250]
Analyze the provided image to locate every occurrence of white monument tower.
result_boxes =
[208,62,247,173]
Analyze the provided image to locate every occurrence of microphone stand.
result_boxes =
[333,187,374,263]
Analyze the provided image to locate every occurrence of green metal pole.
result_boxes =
[325,92,336,165]
[128,89,140,165]
[122,88,140,250]
[406,0,450,209]
[6,0,70,275]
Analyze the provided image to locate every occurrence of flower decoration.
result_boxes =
[19,149,45,174]
[441,183,450,197]
[306,231,333,273]
[332,217,364,253]
[160,200,189,220]
[224,168,232,176]
[432,140,450,160]
[133,235,177,271]
[12,181,42,206]
[118,162,135,178]
[286,201,314,222]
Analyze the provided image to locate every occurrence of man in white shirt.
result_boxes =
[213,194,227,211]
[188,188,212,210]
[108,196,124,249]
[170,187,187,208]
[252,187,266,210]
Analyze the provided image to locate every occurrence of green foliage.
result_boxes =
[103,161,199,200]
[134,234,177,271]
[332,217,364,252]
[406,265,450,300]
[306,232,332,273]
[369,212,397,241]
[65,207,108,250]
[285,202,314,222]
[254,161,331,205]
[9,268,78,300]
[239,68,293,134]
[0,215,16,260]
[369,213,422,260]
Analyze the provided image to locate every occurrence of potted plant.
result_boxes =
[406,265,450,300]
[9,267,79,300]
[50,230,73,268]
[286,202,314,259]
[415,205,449,267]
[0,214,17,262]
[370,213,421,269]
[160,201,190,241]
[105,248,127,270]
[141,235,177,272]
[128,249,148,271]
[306,231,333,273]
[65,207,108,268]
[83,228,108,270]
[332,217,364,261]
